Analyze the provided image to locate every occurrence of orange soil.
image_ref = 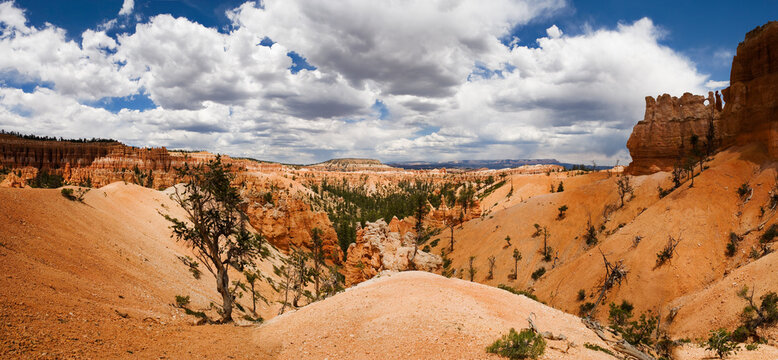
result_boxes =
[437,144,778,340]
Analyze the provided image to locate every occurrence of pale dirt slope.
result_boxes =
[256,270,612,360]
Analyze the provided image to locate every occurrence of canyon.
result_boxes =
[2,21,778,360]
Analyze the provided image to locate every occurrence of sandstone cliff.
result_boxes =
[626,92,721,174]
[627,21,778,174]
[721,21,778,156]
[343,217,442,286]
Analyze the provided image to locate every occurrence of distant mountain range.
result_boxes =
[387,159,614,170]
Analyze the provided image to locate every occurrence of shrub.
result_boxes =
[557,205,568,219]
[584,225,598,246]
[608,301,634,327]
[531,267,546,281]
[704,328,739,359]
[577,289,586,301]
[760,224,778,243]
[430,239,440,247]
[486,328,546,359]
[725,242,737,257]
[579,302,595,316]
[737,183,752,200]
[621,312,658,347]
[497,284,539,302]
[657,186,672,198]
[175,295,191,308]
[541,247,553,262]
[60,188,88,202]
[583,343,614,356]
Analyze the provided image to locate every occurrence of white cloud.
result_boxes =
[118,0,134,16]
[705,80,729,89]
[546,24,563,38]
[0,2,716,164]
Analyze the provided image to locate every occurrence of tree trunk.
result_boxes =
[251,282,256,314]
[449,225,454,252]
[216,266,233,323]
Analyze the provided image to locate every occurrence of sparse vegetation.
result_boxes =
[175,295,191,308]
[656,235,681,267]
[584,222,597,247]
[509,248,521,280]
[579,302,595,316]
[530,267,546,281]
[468,256,477,282]
[486,328,546,359]
[616,175,634,208]
[163,157,269,323]
[557,205,567,220]
[577,289,586,301]
[583,342,614,356]
[737,183,752,200]
[177,255,202,279]
[487,255,496,280]
[704,328,739,359]
[760,224,778,243]
[60,188,88,202]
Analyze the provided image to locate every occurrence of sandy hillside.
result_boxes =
[435,144,778,338]
[0,183,283,358]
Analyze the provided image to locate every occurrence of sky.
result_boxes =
[0,0,775,165]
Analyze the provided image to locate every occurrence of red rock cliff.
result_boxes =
[627,21,778,174]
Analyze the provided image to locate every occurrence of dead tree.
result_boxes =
[655,235,681,267]
[588,249,628,318]
[616,175,634,208]
[487,255,496,280]
[468,256,477,282]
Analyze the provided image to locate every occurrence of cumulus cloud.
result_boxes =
[0,1,721,164]
[118,0,134,16]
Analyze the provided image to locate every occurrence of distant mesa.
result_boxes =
[307,158,394,171]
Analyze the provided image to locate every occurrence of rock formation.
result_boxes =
[626,92,721,174]
[343,217,442,286]
[237,175,343,263]
[627,21,778,174]
[721,21,778,157]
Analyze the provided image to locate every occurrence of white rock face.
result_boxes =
[344,218,442,286]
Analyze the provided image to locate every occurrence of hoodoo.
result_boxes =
[627,21,778,174]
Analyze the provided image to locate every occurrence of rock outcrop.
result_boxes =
[627,21,778,174]
[721,21,778,157]
[238,175,343,263]
[343,218,442,286]
[626,92,721,174]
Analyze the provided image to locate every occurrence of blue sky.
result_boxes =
[0,0,775,164]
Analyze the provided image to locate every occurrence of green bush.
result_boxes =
[737,183,751,199]
[583,342,614,356]
[60,188,87,202]
[608,301,634,327]
[486,328,546,359]
[760,224,778,243]
[704,328,739,359]
[497,284,539,302]
[725,241,737,257]
[577,289,586,301]
[175,295,191,308]
[531,267,546,281]
[579,302,595,316]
